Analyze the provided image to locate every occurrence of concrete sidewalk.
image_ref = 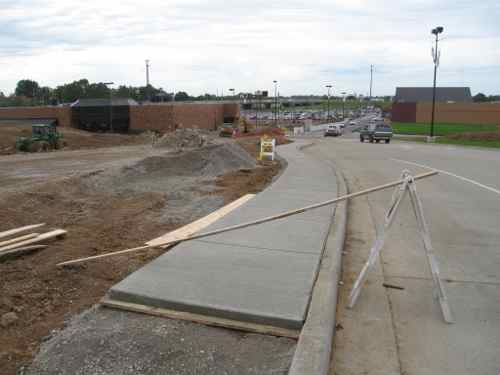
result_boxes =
[107,141,337,330]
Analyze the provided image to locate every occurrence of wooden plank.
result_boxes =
[57,195,256,267]
[57,171,439,267]
[0,223,45,240]
[101,298,300,339]
[147,193,255,247]
[0,233,40,248]
[0,245,48,260]
[0,229,67,253]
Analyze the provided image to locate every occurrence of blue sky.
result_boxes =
[1,0,499,96]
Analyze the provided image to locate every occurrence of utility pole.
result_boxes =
[145,59,150,101]
[369,65,373,99]
[104,82,114,132]
[430,26,444,139]
[326,85,332,122]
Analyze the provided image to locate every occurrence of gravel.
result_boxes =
[82,143,256,225]
[26,306,296,375]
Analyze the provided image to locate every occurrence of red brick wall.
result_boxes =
[0,106,72,127]
[416,102,500,125]
[129,105,175,132]
[0,102,241,132]
[391,103,417,123]
[130,102,240,132]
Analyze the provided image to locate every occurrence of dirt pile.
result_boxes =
[153,128,214,150]
[88,143,256,194]
[84,142,256,224]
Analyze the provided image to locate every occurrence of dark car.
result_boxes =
[360,124,393,143]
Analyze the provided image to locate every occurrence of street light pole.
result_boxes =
[273,80,278,126]
[326,85,332,122]
[369,65,373,99]
[430,26,443,139]
[341,91,346,120]
[104,82,114,132]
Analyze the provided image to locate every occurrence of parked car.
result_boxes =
[324,124,343,137]
[219,124,235,137]
[360,124,393,143]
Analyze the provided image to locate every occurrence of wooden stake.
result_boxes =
[0,245,48,260]
[0,223,45,240]
[0,233,40,248]
[101,298,300,339]
[0,229,67,253]
[57,170,438,267]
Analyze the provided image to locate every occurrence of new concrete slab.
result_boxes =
[108,141,337,329]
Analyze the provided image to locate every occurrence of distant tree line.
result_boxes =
[473,93,500,103]
[0,79,222,107]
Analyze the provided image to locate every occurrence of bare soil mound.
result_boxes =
[153,128,215,150]
[88,143,256,194]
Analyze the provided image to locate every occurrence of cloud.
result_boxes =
[0,0,499,95]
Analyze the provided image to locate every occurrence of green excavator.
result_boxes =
[15,123,64,152]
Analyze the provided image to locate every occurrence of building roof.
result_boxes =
[394,87,472,103]
[71,98,138,107]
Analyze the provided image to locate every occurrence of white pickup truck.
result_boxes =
[324,124,343,137]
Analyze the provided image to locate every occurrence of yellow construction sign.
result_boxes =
[259,135,276,161]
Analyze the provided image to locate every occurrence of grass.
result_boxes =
[435,138,500,149]
[395,135,500,149]
[391,122,498,136]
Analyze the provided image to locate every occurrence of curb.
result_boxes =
[288,160,348,375]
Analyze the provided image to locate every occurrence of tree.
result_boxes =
[54,79,90,103]
[15,79,40,98]
[473,93,489,102]
[174,91,190,101]
[37,86,52,105]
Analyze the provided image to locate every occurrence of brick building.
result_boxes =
[0,101,240,132]
[391,87,500,125]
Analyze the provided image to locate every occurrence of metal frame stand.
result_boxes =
[348,170,454,324]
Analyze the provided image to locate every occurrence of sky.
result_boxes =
[1,0,499,97]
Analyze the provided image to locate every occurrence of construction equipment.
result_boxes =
[15,123,64,152]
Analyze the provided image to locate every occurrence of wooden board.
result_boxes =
[0,233,39,248]
[0,245,48,260]
[0,223,45,240]
[0,229,67,253]
[147,194,255,247]
[101,298,300,339]
[57,171,439,266]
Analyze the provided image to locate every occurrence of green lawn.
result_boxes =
[395,135,500,149]
[391,122,498,136]
[435,138,500,149]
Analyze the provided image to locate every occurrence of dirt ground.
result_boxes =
[0,138,282,375]
[0,123,152,155]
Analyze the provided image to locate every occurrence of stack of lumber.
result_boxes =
[0,224,67,260]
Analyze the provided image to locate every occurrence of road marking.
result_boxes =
[391,158,500,196]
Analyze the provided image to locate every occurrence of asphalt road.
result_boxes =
[304,127,499,374]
